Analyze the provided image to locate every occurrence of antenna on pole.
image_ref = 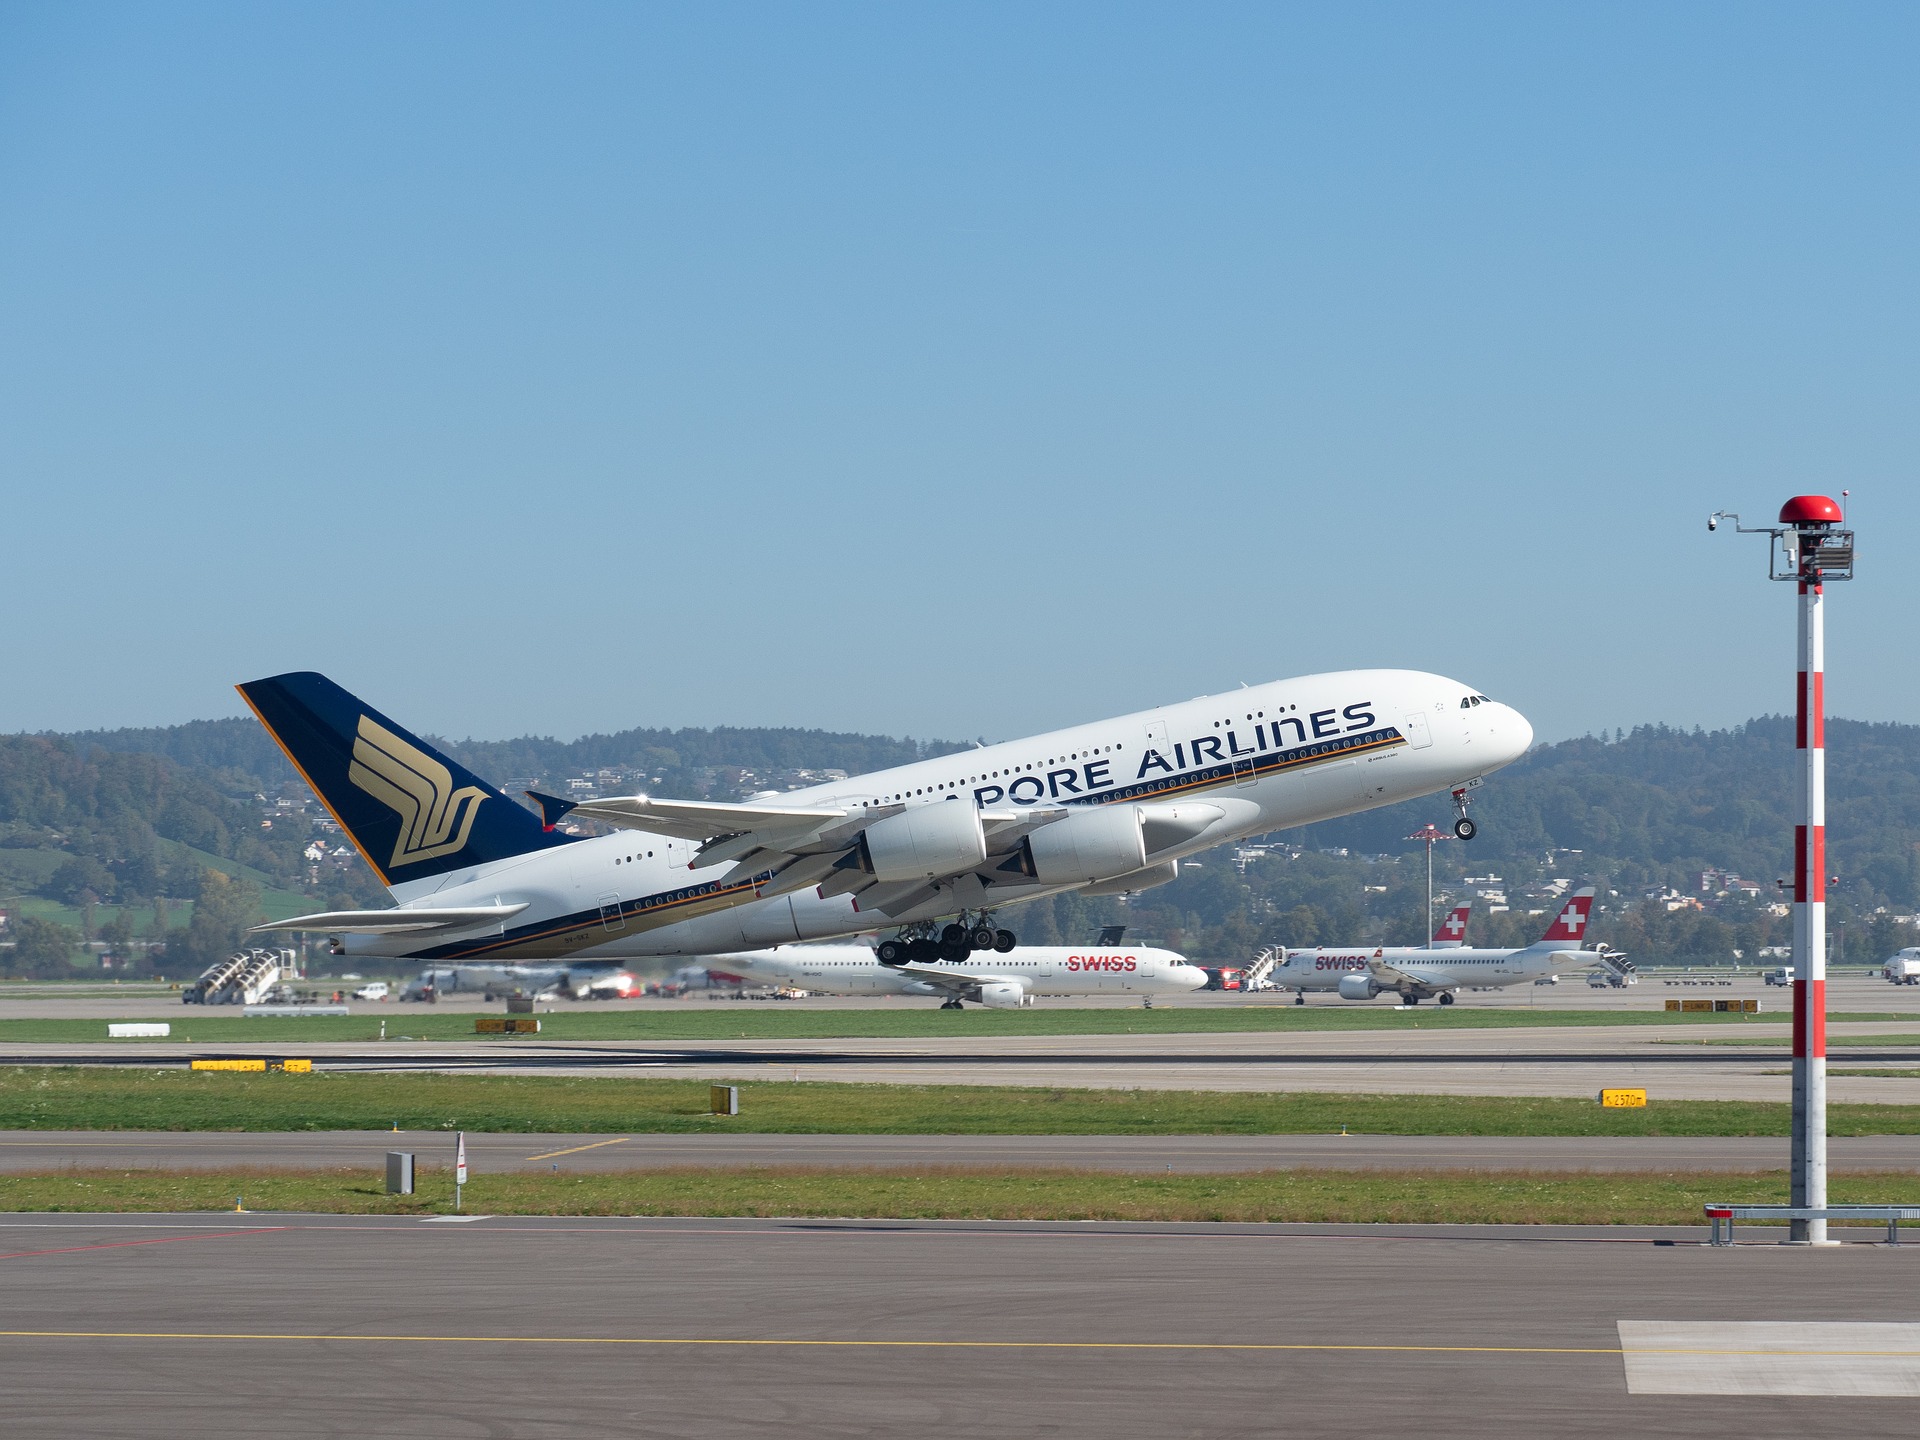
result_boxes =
[1713,494,1852,1245]
[1405,824,1453,947]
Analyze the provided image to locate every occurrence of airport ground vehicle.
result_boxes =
[1884,951,1920,985]
[237,669,1531,970]
[351,981,390,1001]
[705,942,1206,1009]
[1764,967,1794,986]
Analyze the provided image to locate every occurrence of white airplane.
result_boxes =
[1273,888,1622,1005]
[706,941,1209,1008]
[238,669,1531,965]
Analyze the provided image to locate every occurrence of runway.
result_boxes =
[3,1128,1919,1174]
[7,1018,1920,1101]
[0,1212,1915,1437]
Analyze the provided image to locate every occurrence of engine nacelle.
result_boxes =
[1081,860,1180,897]
[1023,805,1148,885]
[1337,973,1386,1001]
[977,980,1030,1009]
[860,800,987,882]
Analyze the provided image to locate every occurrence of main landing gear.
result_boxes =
[1451,786,1477,841]
[876,913,1017,967]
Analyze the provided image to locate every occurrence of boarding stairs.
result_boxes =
[188,947,297,1005]
[1243,946,1283,991]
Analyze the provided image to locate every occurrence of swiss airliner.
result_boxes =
[1272,889,1622,1004]
[704,941,1208,1008]
[240,669,1532,964]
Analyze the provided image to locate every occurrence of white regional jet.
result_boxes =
[1271,889,1619,1005]
[238,669,1531,966]
[705,941,1208,1008]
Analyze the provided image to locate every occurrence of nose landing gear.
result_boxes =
[1451,785,1478,840]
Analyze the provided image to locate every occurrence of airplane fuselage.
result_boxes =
[710,943,1209,1001]
[342,669,1530,962]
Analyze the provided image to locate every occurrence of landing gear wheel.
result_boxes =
[938,940,969,963]
[876,940,906,966]
[1453,818,1476,840]
[1404,994,1421,1006]
[993,929,1017,953]
[909,938,942,963]
[940,999,964,1010]
[940,923,967,947]
[1437,992,1455,1006]
[969,926,997,951]
[1293,992,1305,1006]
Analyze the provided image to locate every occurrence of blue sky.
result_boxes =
[3,2,1915,745]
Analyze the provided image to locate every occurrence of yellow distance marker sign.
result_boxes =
[189,1059,311,1073]
[1598,1088,1648,1108]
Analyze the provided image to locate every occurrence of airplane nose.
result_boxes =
[1497,705,1534,762]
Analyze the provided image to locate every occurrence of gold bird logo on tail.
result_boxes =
[347,715,487,869]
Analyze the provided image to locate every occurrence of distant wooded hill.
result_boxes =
[8,711,1918,967]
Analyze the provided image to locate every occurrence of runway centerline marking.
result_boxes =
[523,1139,632,1161]
[3,1329,1915,1359]
[0,1228,289,1261]
[0,1329,1622,1353]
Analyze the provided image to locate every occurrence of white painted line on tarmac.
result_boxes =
[1619,1321,1920,1395]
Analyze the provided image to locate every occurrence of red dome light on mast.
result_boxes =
[1778,494,1843,527]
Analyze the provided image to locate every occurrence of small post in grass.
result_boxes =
[710,1084,740,1116]
[454,1130,468,1212]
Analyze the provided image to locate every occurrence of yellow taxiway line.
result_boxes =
[522,1139,632,1161]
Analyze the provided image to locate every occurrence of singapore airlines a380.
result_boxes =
[238,668,1533,970]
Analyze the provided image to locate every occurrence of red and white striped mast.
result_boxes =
[1712,495,1854,1244]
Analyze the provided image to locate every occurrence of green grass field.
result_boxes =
[2,1165,1913,1225]
[7,1067,1920,1136]
[0,1004,1874,1045]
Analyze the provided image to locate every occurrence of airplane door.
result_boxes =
[1403,713,1433,749]
[597,894,626,933]
[1145,717,1169,758]
[1232,757,1257,785]
[665,838,694,874]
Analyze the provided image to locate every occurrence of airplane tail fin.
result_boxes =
[1429,903,1472,947]
[1534,887,1597,945]
[236,671,574,887]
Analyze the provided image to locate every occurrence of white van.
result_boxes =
[352,981,391,1001]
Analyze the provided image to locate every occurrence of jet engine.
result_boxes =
[1337,973,1387,1001]
[976,980,1031,1009]
[859,800,988,882]
[1024,805,1147,884]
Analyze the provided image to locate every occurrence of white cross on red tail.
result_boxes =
[1538,888,1596,943]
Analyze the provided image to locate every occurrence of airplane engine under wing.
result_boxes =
[1024,804,1147,884]
[976,980,1031,1009]
[859,800,987,882]
[1339,973,1386,1000]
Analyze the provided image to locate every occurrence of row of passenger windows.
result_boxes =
[860,744,1125,804]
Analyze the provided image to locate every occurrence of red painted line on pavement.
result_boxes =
[0,1227,288,1262]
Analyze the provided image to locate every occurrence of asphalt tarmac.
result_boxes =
[9,1020,1920,1101]
[4,1128,1919,1174]
[1,1212,1915,1437]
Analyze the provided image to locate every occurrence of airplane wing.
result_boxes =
[895,963,1011,993]
[1366,956,1447,990]
[250,903,530,935]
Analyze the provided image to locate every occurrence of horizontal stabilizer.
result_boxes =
[524,791,578,830]
[250,904,530,935]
